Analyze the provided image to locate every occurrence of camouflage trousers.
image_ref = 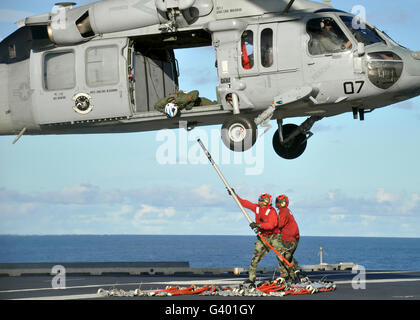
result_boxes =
[278,238,300,281]
[154,90,216,113]
[248,234,283,282]
[248,234,300,282]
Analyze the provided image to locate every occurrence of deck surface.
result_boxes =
[1,270,420,300]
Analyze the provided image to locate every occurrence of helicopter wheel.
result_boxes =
[221,115,257,152]
[272,124,307,159]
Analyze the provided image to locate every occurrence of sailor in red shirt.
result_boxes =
[241,31,253,70]
[275,194,301,281]
[233,191,283,285]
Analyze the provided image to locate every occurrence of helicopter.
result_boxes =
[0,0,419,159]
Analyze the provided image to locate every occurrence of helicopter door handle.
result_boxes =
[308,62,315,66]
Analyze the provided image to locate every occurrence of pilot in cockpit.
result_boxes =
[319,18,352,53]
[308,18,352,55]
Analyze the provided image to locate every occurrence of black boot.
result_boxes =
[295,269,309,282]
[242,279,256,288]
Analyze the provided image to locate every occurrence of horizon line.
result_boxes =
[0,234,419,239]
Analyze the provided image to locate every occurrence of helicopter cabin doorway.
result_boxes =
[129,31,219,118]
[131,47,179,114]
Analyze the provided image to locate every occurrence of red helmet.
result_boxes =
[276,194,289,207]
[258,193,272,205]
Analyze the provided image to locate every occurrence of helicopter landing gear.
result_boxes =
[273,123,307,160]
[221,115,257,152]
[272,116,322,159]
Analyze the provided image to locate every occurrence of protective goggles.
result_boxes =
[258,193,272,203]
[276,195,287,204]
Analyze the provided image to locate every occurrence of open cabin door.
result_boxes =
[133,48,178,113]
[31,38,132,125]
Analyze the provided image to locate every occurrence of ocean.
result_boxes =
[0,235,419,271]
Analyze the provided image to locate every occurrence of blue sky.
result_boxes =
[0,0,419,237]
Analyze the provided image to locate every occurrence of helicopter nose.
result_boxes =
[402,51,420,96]
[409,51,420,75]
[411,51,420,62]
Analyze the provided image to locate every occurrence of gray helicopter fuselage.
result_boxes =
[0,0,419,138]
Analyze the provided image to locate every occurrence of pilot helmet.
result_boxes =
[276,194,289,207]
[258,193,272,206]
[241,31,252,43]
[320,18,334,29]
[164,102,179,118]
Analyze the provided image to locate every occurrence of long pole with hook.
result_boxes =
[197,139,293,268]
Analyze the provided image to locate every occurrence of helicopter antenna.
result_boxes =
[282,0,296,15]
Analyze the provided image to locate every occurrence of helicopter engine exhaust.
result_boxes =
[47,0,215,45]
[47,0,166,45]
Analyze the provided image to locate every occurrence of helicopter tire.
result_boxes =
[221,115,257,152]
[272,124,307,159]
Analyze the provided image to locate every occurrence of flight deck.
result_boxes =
[1,262,419,300]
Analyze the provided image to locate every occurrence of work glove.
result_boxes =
[249,222,260,230]
[227,188,236,196]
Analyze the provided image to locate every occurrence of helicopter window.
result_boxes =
[260,28,273,68]
[8,45,16,59]
[367,52,403,89]
[340,16,386,46]
[307,17,352,55]
[86,45,119,87]
[241,30,254,70]
[44,51,75,90]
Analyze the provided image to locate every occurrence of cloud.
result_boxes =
[401,193,420,214]
[296,188,419,218]
[376,188,397,203]
[106,205,134,221]
[360,215,377,227]
[191,184,221,202]
[135,204,175,219]
[1,183,419,236]
[328,207,347,214]
[0,202,38,218]
[2,184,418,220]
[0,187,34,203]
[0,181,243,234]
[130,204,176,228]
[36,183,127,205]
[218,212,243,223]
[331,214,346,222]
[0,182,236,218]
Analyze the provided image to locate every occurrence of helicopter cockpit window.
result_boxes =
[44,51,75,90]
[241,30,254,70]
[307,17,352,55]
[340,16,386,46]
[261,28,273,68]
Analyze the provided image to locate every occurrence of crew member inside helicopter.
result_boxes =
[241,31,254,69]
[307,17,352,55]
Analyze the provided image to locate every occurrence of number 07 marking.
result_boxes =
[344,81,365,94]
